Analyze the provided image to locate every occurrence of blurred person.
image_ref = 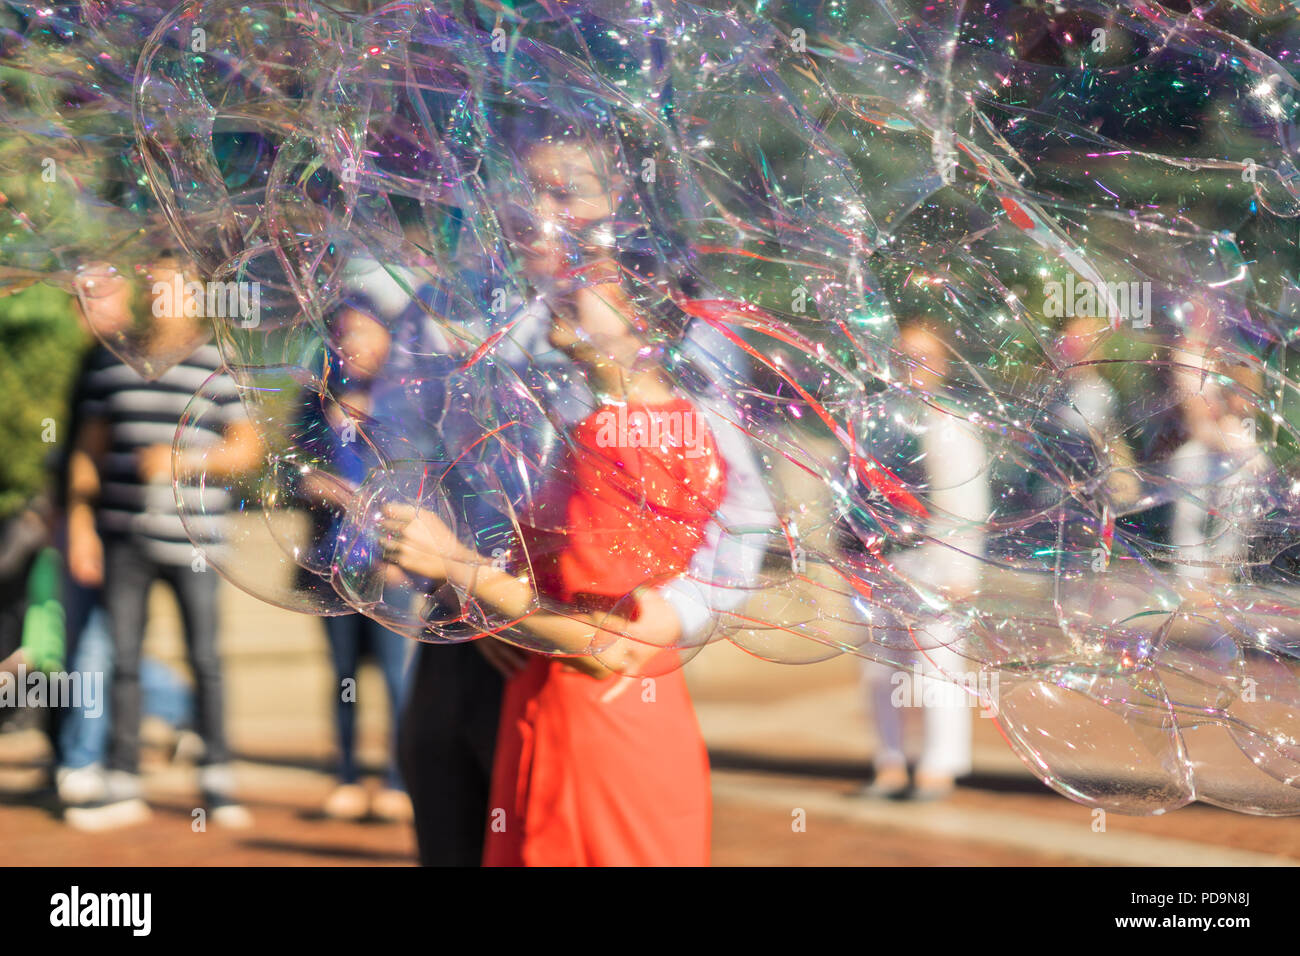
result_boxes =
[0,524,195,804]
[0,283,193,806]
[1052,315,1140,508]
[0,500,182,815]
[384,255,725,866]
[65,255,262,830]
[0,504,64,702]
[1167,339,1267,587]
[1055,315,1123,446]
[0,281,83,745]
[396,127,775,865]
[2,251,211,811]
[293,297,412,822]
[0,499,55,686]
[857,320,990,801]
[55,342,197,810]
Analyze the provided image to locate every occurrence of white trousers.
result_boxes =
[860,621,973,778]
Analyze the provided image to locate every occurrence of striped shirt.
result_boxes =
[79,345,241,566]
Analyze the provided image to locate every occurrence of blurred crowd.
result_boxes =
[0,268,1268,858]
[0,148,1275,864]
[0,257,415,832]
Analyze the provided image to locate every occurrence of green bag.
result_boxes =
[21,547,65,675]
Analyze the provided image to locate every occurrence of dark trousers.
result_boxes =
[323,613,410,789]
[398,640,504,867]
[103,537,228,774]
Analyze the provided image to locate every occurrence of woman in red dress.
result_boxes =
[383,240,726,865]
[481,371,725,865]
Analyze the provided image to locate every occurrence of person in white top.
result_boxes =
[1052,315,1140,510]
[859,321,990,801]
[1166,338,1266,586]
[1056,315,1123,452]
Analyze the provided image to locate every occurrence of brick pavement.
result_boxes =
[2,574,1298,866]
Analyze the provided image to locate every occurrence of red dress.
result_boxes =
[483,398,726,867]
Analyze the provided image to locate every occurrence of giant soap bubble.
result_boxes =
[4,0,1300,815]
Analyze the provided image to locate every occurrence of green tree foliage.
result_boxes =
[0,282,84,518]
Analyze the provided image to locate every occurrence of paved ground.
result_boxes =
[1,573,1298,866]
[4,734,1298,866]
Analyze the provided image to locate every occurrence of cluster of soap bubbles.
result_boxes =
[4,0,1300,815]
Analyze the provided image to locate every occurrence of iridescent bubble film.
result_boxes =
[5,0,1300,815]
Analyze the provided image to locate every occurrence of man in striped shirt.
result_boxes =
[67,262,262,828]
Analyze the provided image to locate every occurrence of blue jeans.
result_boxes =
[59,592,194,771]
[325,613,410,790]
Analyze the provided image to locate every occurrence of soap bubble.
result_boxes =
[5,0,1300,815]
[174,368,351,616]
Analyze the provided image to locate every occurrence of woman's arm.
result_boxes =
[393,540,618,675]
[449,564,681,679]
[382,504,670,678]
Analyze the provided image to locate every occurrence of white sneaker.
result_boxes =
[371,788,413,824]
[199,764,253,829]
[209,803,254,829]
[56,764,107,805]
[65,798,152,832]
[103,769,145,802]
[198,763,237,797]
[322,783,368,821]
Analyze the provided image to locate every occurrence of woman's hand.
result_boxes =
[475,638,531,679]
[557,590,685,680]
[591,634,672,678]
[620,589,683,648]
[379,503,477,581]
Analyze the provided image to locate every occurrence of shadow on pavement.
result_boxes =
[707,748,1051,796]
[237,837,413,863]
